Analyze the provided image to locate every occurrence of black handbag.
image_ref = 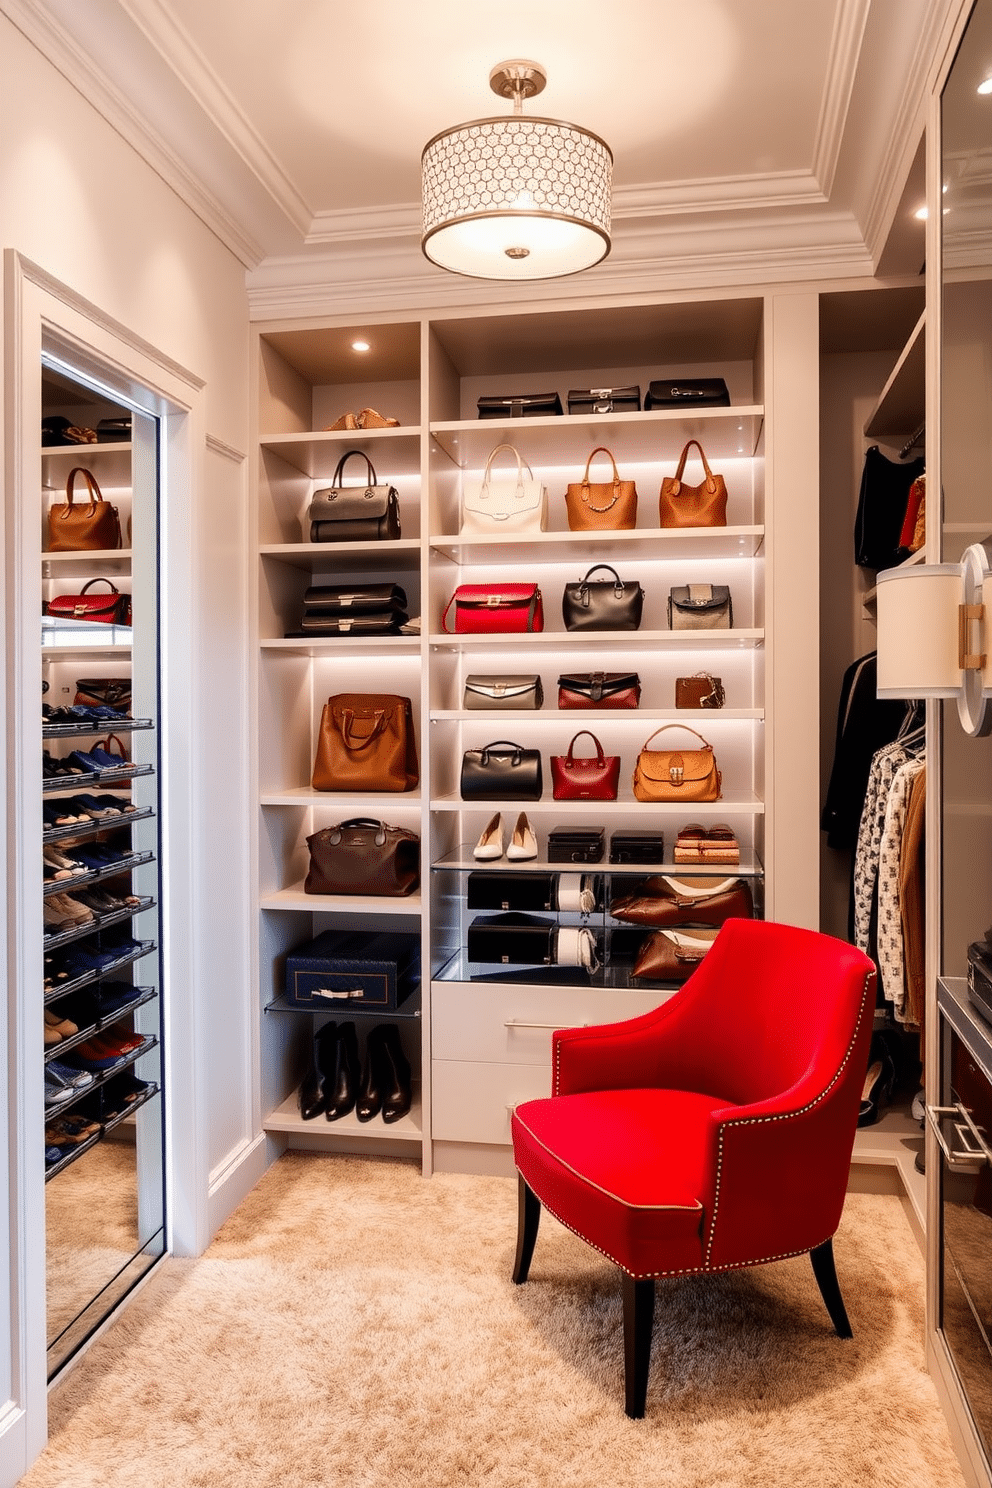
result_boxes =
[467,912,556,964]
[645,378,730,409]
[562,565,644,632]
[308,451,401,543]
[304,818,420,897]
[854,445,926,570]
[460,740,543,801]
[477,392,563,419]
[566,386,640,415]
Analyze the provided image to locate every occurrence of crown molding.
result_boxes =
[0,0,270,266]
[810,0,872,195]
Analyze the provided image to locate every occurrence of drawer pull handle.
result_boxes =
[926,1102,992,1166]
[313,986,364,1000]
[504,1019,591,1030]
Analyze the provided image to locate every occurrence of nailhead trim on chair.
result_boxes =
[702,968,876,1269]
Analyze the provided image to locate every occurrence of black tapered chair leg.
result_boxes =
[621,1272,655,1419]
[512,1175,541,1284]
[810,1238,852,1338]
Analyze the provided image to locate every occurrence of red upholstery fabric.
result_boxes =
[511,919,875,1279]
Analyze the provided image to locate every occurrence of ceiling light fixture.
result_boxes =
[977,75,992,95]
[351,339,371,353]
[421,60,612,281]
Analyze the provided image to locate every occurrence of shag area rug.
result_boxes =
[23,1152,966,1488]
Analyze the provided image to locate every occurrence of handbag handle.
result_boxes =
[639,723,713,751]
[480,443,534,499]
[63,467,103,517]
[79,577,119,595]
[329,818,388,845]
[339,705,387,750]
[577,564,627,605]
[98,733,129,759]
[578,446,622,512]
[565,731,607,765]
[330,449,378,489]
[475,740,526,765]
[668,440,718,497]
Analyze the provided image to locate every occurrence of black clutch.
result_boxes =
[477,392,563,419]
[609,830,666,864]
[290,613,407,636]
[645,378,730,409]
[467,872,557,911]
[547,827,605,863]
[460,741,543,801]
[467,912,556,964]
[303,583,407,615]
[567,386,640,415]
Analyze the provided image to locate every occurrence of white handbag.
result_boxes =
[460,444,548,536]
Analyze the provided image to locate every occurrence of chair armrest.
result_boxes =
[552,995,701,1096]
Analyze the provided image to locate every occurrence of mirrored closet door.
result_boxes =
[39,361,166,1377]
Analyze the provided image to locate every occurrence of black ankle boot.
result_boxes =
[324,1021,360,1121]
[298,1022,336,1120]
[356,1025,387,1123]
[378,1023,412,1125]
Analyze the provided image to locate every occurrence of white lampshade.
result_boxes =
[875,565,962,698]
[422,62,612,281]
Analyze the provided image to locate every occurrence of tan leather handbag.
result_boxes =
[659,440,728,528]
[609,875,752,927]
[565,447,637,531]
[632,725,721,803]
[312,694,418,792]
[47,468,122,553]
[631,927,720,982]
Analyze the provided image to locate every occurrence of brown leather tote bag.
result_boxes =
[312,694,419,792]
[565,447,637,531]
[659,440,728,528]
[48,467,123,552]
[304,818,420,896]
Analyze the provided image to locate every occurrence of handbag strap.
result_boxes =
[640,723,713,751]
[329,818,388,845]
[65,467,103,515]
[476,741,525,764]
[480,443,533,497]
[578,447,622,512]
[566,731,606,764]
[79,577,119,595]
[330,449,378,489]
[580,564,626,593]
[669,439,718,496]
[339,706,387,749]
[99,733,128,759]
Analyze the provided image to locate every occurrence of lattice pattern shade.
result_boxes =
[422,116,612,280]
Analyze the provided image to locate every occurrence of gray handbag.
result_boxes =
[463,674,543,710]
[667,584,733,630]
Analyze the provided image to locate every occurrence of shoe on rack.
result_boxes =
[356,407,400,429]
[45,1008,78,1038]
[323,1021,360,1121]
[298,1021,337,1121]
[506,813,538,861]
[473,812,504,861]
[356,1025,386,1123]
[325,412,358,430]
[378,1023,412,1124]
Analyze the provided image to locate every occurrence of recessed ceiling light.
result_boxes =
[914,206,928,220]
[978,76,992,95]
[351,339,371,353]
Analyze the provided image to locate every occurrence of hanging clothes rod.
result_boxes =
[900,422,925,459]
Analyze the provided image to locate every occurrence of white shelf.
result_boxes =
[259,540,422,574]
[430,708,764,722]
[260,881,422,914]
[41,443,133,489]
[430,407,765,465]
[264,1088,422,1140]
[429,527,764,565]
[42,643,131,661]
[430,794,764,814]
[429,629,764,651]
[262,636,421,657]
[433,854,763,875]
[261,788,423,808]
[863,311,925,441]
[42,548,133,578]
[260,427,421,481]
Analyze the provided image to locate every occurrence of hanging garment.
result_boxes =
[899,766,926,1034]
[876,757,925,1020]
[821,653,906,851]
[852,723,924,954]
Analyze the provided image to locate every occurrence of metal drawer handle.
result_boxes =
[926,1102,992,1166]
[504,1019,591,1030]
[313,986,364,1000]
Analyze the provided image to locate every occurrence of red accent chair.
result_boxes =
[510,919,876,1417]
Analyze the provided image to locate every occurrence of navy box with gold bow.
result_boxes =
[284,930,420,1011]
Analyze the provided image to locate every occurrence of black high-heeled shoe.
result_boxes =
[323,1021,360,1121]
[356,1025,387,1123]
[378,1023,412,1125]
[298,1021,337,1120]
[857,1052,895,1127]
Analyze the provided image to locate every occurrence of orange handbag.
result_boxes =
[632,725,721,803]
[659,440,728,528]
[47,468,123,552]
[565,447,637,531]
[311,694,418,793]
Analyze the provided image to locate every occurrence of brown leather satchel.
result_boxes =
[312,694,419,792]
[631,927,720,982]
[659,440,728,528]
[675,673,725,708]
[47,468,123,552]
[565,447,637,531]
[304,818,420,896]
[632,725,721,803]
[610,875,753,928]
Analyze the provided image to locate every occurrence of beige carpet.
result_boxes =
[23,1152,966,1488]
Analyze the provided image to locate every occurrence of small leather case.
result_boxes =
[463,674,543,710]
[477,392,563,418]
[645,378,730,409]
[668,584,732,630]
[467,912,556,964]
[547,827,605,863]
[609,830,665,864]
[467,872,557,911]
[675,673,725,708]
[566,386,640,415]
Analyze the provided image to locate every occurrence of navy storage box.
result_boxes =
[284,930,420,1011]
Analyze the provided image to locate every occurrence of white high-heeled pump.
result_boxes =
[473,812,504,860]
[507,812,538,861]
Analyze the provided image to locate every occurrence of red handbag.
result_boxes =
[441,583,543,634]
[44,577,131,626]
[550,731,620,801]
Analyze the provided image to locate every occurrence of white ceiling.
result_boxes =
[4,0,967,309]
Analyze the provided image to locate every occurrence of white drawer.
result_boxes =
[431,1059,551,1145]
[431,980,668,1064]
